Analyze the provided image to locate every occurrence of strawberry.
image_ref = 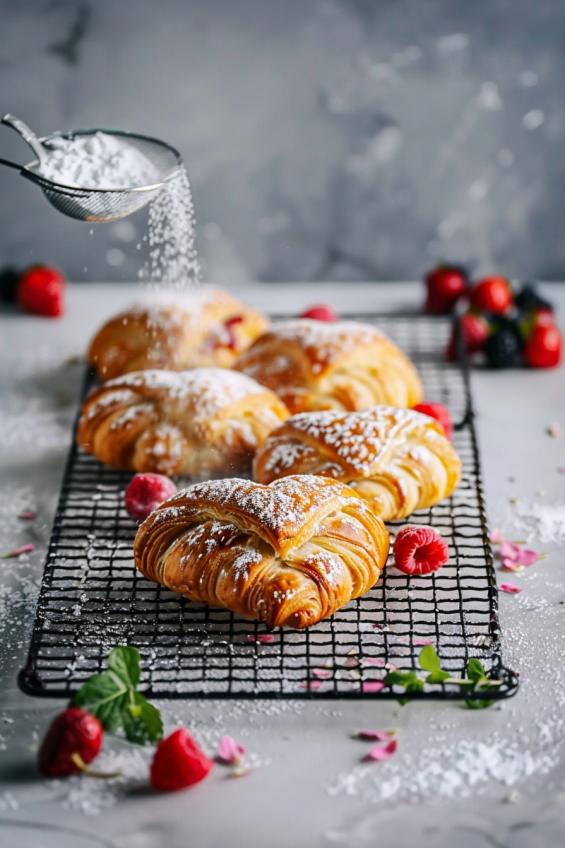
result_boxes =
[300,304,337,322]
[393,525,449,576]
[469,275,513,314]
[446,312,490,361]
[412,403,453,439]
[38,707,103,777]
[151,728,213,792]
[125,473,178,523]
[16,265,65,317]
[424,265,468,315]
[523,320,563,369]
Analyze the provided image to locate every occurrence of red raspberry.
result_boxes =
[300,304,337,322]
[151,728,213,792]
[469,275,513,314]
[393,525,449,576]
[38,707,103,777]
[413,403,453,439]
[446,312,490,361]
[16,265,65,318]
[424,266,468,314]
[125,473,178,522]
[524,321,563,368]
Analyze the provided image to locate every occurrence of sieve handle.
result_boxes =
[2,113,47,166]
[0,156,25,172]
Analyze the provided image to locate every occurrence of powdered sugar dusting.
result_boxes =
[96,368,273,421]
[278,406,434,474]
[165,476,353,543]
[257,319,387,370]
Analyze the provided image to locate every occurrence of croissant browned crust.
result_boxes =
[253,406,461,521]
[133,476,389,629]
[233,319,423,413]
[77,368,289,476]
[87,286,270,381]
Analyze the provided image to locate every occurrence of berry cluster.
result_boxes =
[0,264,65,317]
[424,266,562,369]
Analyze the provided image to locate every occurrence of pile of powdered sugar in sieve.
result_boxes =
[37,132,159,189]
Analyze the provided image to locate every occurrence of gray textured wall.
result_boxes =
[0,0,564,283]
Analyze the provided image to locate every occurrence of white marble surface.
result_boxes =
[1,282,565,848]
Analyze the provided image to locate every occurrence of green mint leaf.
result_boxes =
[418,645,441,673]
[466,658,487,684]
[418,645,451,683]
[71,671,128,733]
[465,698,496,710]
[122,691,164,745]
[384,670,424,698]
[107,646,141,689]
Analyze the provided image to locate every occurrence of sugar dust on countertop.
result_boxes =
[37,132,159,190]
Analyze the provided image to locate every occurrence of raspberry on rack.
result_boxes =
[393,525,449,576]
[125,473,178,522]
[413,403,453,439]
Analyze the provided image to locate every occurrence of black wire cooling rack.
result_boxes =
[19,313,519,701]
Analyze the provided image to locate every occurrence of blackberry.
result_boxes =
[514,283,553,313]
[0,267,20,304]
[485,327,522,369]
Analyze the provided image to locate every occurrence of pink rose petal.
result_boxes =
[558,466,565,474]
[500,582,523,594]
[1,543,35,559]
[514,548,538,566]
[18,511,36,520]
[300,679,323,690]
[344,656,360,669]
[413,638,434,646]
[385,662,398,672]
[247,634,275,643]
[217,735,245,765]
[548,422,562,438]
[312,668,332,679]
[500,540,520,561]
[372,623,384,630]
[490,528,503,543]
[364,657,386,667]
[353,730,396,741]
[360,681,385,693]
[364,740,398,761]
[502,560,526,573]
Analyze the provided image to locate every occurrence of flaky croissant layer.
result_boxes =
[77,368,289,476]
[234,319,423,413]
[134,476,390,629]
[253,406,462,521]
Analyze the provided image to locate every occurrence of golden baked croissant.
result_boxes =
[77,368,289,476]
[88,286,270,381]
[253,406,461,521]
[233,319,423,413]
[133,475,389,629]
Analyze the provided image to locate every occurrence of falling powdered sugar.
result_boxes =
[140,166,200,288]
